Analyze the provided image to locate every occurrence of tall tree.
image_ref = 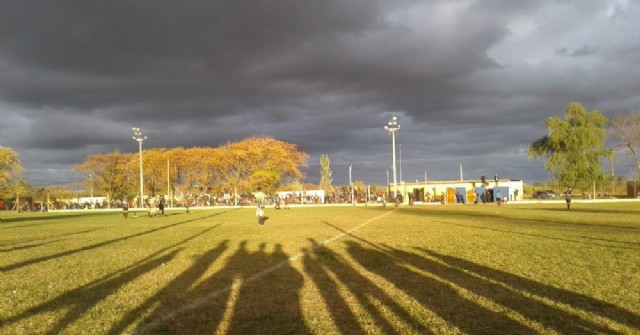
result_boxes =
[0,146,24,196]
[181,147,223,194]
[140,148,169,197]
[218,136,308,200]
[319,154,333,193]
[73,152,132,206]
[528,102,611,190]
[611,111,640,178]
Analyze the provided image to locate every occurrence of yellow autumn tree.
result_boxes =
[218,136,309,201]
[73,152,133,207]
[0,145,23,196]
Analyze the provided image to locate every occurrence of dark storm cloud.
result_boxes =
[1,0,639,186]
[556,45,599,57]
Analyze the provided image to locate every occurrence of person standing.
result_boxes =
[274,194,281,210]
[122,197,129,219]
[159,196,165,216]
[565,188,572,210]
[496,190,502,206]
[254,186,268,226]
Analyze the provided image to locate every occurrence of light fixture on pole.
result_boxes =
[132,127,147,209]
[384,116,400,199]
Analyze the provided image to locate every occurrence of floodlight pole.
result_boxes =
[132,127,147,209]
[384,116,400,199]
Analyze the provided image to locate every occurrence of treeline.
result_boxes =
[73,136,309,204]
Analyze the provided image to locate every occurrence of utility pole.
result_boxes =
[132,127,147,209]
[384,117,400,198]
[90,173,93,209]
[349,165,354,205]
[399,143,403,183]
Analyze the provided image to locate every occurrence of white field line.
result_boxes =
[134,208,396,334]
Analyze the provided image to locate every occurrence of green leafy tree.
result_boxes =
[529,102,611,190]
[319,154,332,193]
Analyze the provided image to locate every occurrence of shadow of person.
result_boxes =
[137,241,251,334]
[137,241,310,335]
[2,249,180,335]
[380,245,621,334]
[224,243,309,335]
[108,240,230,335]
[418,247,640,333]
[347,241,537,335]
[302,238,434,335]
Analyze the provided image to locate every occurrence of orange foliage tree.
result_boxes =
[72,152,133,207]
[73,136,308,204]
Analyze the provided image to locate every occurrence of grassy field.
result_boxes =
[1,202,639,335]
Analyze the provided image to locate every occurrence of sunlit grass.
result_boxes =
[1,202,639,334]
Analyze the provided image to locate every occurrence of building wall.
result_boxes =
[390,179,524,204]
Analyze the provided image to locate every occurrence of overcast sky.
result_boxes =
[1,0,639,188]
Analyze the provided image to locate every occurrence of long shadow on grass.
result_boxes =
[0,223,222,334]
[443,221,640,251]
[400,206,640,231]
[0,239,62,252]
[347,241,537,335]
[108,239,230,335]
[303,239,434,335]
[1,227,108,248]
[0,210,238,273]
[527,207,640,215]
[0,250,179,335]
[416,247,640,333]
[0,212,115,227]
[324,215,636,332]
[369,245,623,334]
[137,241,310,335]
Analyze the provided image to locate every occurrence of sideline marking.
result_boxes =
[134,208,396,334]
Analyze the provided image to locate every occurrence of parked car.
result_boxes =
[533,190,556,199]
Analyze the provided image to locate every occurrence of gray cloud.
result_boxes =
[1,0,639,187]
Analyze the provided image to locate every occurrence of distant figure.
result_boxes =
[159,197,165,215]
[185,196,190,214]
[274,194,281,210]
[514,189,519,201]
[496,190,502,206]
[565,188,572,210]
[474,192,480,205]
[254,187,268,226]
[122,197,129,219]
[147,197,158,217]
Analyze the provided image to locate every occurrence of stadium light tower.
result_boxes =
[132,127,147,209]
[384,116,400,199]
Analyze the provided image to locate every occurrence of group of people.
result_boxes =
[121,187,274,227]
[121,185,576,226]
[122,196,166,219]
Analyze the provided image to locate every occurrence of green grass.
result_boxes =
[1,203,639,335]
